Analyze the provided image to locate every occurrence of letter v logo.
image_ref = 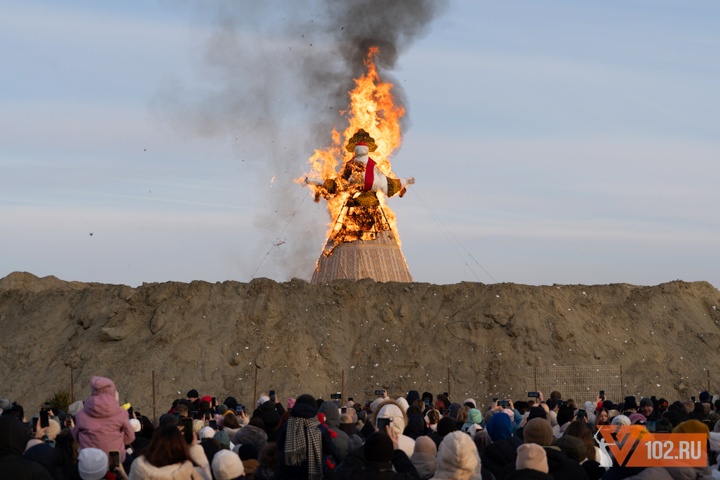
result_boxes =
[598,426,643,467]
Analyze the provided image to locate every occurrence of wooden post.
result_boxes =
[447,367,451,397]
[253,366,259,407]
[708,370,711,393]
[620,365,624,400]
[341,370,345,402]
[152,370,156,420]
[70,368,74,403]
[534,367,538,392]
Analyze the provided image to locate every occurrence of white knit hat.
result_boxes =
[78,448,108,480]
[516,443,549,473]
[212,449,245,480]
[129,418,142,432]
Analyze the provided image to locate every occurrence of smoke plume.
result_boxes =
[153,0,448,280]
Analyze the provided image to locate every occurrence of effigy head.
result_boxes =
[345,129,377,152]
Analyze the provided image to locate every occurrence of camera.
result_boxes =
[527,391,539,398]
[109,451,120,471]
[374,389,385,396]
[377,417,392,430]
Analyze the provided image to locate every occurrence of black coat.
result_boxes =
[334,445,420,480]
[480,435,523,479]
[500,446,589,480]
[0,416,53,480]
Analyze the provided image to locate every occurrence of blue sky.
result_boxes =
[2,0,719,288]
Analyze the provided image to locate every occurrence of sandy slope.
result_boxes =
[1,272,719,416]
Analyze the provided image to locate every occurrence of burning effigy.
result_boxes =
[302,48,414,283]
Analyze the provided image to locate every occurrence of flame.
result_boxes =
[301,47,406,243]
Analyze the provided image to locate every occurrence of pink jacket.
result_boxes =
[72,376,135,461]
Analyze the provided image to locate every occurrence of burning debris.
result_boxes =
[301,48,414,283]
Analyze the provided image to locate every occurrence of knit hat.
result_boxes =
[217,404,228,415]
[68,400,84,417]
[129,419,142,433]
[639,397,653,408]
[699,391,711,403]
[396,397,410,413]
[238,443,258,461]
[78,448,108,480]
[257,395,270,407]
[187,389,199,398]
[623,396,639,411]
[223,397,238,411]
[0,399,10,411]
[45,418,61,440]
[364,432,394,462]
[528,406,547,420]
[212,449,245,480]
[414,435,437,455]
[467,408,483,424]
[523,418,554,446]
[629,413,647,425]
[611,415,631,426]
[463,398,477,409]
[200,395,212,405]
[556,435,585,462]
[673,420,710,439]
[214,430,231,449]
[199,426,216,439]
[516,443,549,473]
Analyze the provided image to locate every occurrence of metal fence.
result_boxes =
[528,365,623,404]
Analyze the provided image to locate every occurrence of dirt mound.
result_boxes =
[1,272,719,416]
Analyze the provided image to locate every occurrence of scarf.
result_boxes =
[284,416,323,480]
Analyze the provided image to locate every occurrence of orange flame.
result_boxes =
[302,46,405,238]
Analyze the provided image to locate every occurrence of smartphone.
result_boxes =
[599,390,605,399]
[180,417,194,444]
[377,417,391,430]
[576,409,587,421]
[341,407,347,414]
[211,397,217,406]
[646,420,656,433]
[374,389,385,396]
[235,405,243,413]
[109,451,120,471]
[330,392,342,400]
[499,400,510,408]
[528,391,539,398]
[691,396,696,402]
[269,390,276,401]
[40,410,49,428]
[209,420,217,430]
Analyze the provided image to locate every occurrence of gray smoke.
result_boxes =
[152,0,448,280]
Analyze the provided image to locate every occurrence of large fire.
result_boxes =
[301,47,412,253]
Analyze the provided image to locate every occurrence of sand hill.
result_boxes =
[1,271,719,417]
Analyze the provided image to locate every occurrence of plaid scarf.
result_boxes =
[285,416,323,480]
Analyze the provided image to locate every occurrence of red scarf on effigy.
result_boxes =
[364,158,375,192]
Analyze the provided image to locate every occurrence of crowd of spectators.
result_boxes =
[2,378,720,479]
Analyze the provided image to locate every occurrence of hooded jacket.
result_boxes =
[72,376,135,462]
[128,444,211,480]
[430,431,482,480]
[318,401,350,460]
[374,400,416,458]
[0,415,53,480]
[625,466,712,480]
